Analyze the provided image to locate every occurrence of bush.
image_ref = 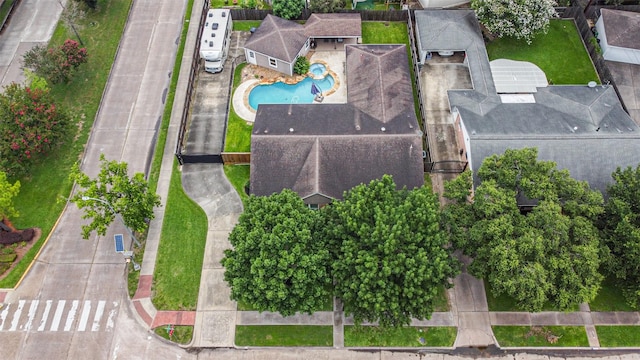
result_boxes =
[20,228,35,241]
[294,56,310,75]
[0,231,21,245]
[0,253,17,263]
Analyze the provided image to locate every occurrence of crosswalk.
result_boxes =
[0,300,119,332]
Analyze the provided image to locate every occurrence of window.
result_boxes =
[249,51,254,58]
[268,57,277,67]
[308,204,319,210]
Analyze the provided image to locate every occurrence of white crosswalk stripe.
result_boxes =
[0,300,119,333]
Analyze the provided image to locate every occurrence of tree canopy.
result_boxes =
[326,175,459,327]
[222,190,331,316]
[22,39,88,84]
[69,154,161,239]
[600,165,640,308]
[444,148,604,311]
[272,0,305,20]
[0,83,70,177]
[309,0,345,13]
[471,0,557,44]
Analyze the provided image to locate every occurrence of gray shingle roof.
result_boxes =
[305,13,362,38]
[346,45,417,124]
[243,14,307,63]
[414,9,640,195]
[601,9,640,50]
[250,44,424,200]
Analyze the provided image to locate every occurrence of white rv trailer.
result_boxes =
[200,9,232,73]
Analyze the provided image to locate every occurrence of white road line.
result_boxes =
[64,300,79,331]
[9,300,25,331]
[38,300,52,331]
[23,300,39,331]
[50,300,66,331]
[105,302,118,332]
[77,300,91,332]
[92,300,106,332]
[0,303,10,330]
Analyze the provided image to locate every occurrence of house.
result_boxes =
[250,44,424,206]
[414,9,640,195]
[595,9,640,65]
[243,14,362,76]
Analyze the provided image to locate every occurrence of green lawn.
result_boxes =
[596,326,640,347]
[153,325,193,345]
[589,279,634,312]
[493,326,589,347]
[235,325,333,346]
[151,160,208,311]
[224,63,253,153]
[362,21,408,46]
[485,280,579,312]
[223,164,250,203]
[233,20,261,32]
[344,326,456,347]
[485,19,599,85]
[0,0,133,288]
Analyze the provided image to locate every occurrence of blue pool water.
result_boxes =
[309,63,326,76]
[249,75,335,110]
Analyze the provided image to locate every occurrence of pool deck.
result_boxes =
[232,50,348,122]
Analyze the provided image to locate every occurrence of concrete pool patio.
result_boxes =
[232,50,348,122]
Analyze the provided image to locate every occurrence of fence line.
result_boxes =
[229,8,409,21]
[176,0,209,165]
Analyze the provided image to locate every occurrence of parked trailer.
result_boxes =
[200,9,232,73]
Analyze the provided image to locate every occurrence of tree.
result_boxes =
[293,56,310,75]
[443,148,604,311]
[273,0,305,20]
[471,0,557,44]
[0,83,70,177]
[309,0,345,13]
[325,175,459,327]
[22,39,88,84]
[60,0,86,46]
[74,0,98,10]
[600,165,640,308]
[0,171,20,232]
[222,190,331,316]
[69,154,161,240]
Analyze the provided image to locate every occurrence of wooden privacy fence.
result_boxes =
[221,153,251,164]
[230,9,409,21]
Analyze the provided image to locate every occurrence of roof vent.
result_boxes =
[208,12,213,17]
[221,11,226,17]
[211,33,216,37]
[209,41,213,47]
[289,128,294,133]
[212,23,219,30]
[355,125,361,130]
[381,127,386,132]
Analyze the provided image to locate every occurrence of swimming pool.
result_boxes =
[248,75,335,111]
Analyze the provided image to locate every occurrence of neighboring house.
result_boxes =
[415,9,640,195]
[244,14,362,76]
[250,44,424,206]
[595,9,640,65]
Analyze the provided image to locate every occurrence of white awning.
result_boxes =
[490,59,548,93]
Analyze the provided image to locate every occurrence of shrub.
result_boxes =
[294,56,310,75]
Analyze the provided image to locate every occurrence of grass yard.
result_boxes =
[224,63,253,152]
[485,280,578,312]
[152,160,208,311]
[235,325,333,346]
[0,0,133,288]
[493,326,589,347]
[589,279,634,312]
[233,20,261,32]
[153,325,194,345]
[362,21,408,46]
[344,326,456,347]
[485,19,599,85]
[223,164,250,203]
[596,326,640,347]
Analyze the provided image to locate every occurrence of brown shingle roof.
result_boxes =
[243,14,307,63]
[601,9,640,50]
[346,45,416,124]
[304,13,362,38]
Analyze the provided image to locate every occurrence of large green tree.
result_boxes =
[273,0,305,20]
[69,154,161,240]
[600,165,640,308]
[22,39,88,84]
[444,148,604,311]
[471,0,557,44]
[0,83,71,177]
[222,190,331,316]
[325,175,459,327]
